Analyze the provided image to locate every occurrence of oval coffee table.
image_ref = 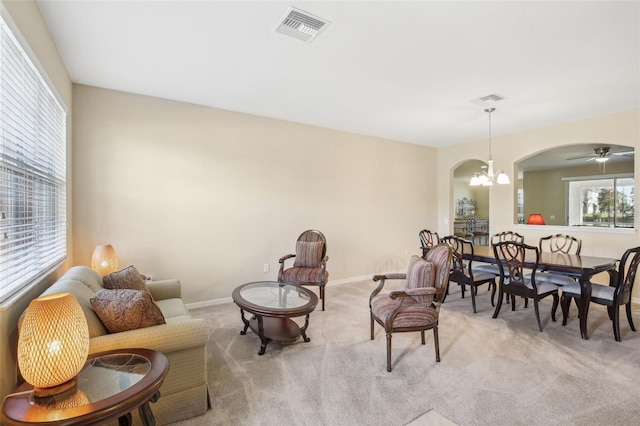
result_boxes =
[232,281,318,355]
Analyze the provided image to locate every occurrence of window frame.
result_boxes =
[0,12,68,304]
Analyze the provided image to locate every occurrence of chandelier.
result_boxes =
[469,108,510,186]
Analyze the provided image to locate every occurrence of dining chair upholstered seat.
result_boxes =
[492,241,559,332]
[560,246,640,341]
[369,244,452,372]
[278,230,329,311]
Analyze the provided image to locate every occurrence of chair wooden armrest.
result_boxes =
[279,253,295,263]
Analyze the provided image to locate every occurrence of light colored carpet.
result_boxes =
[170,280,640,426]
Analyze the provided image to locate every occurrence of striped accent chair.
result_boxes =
[369,244,452,372]
[278,230,329,310]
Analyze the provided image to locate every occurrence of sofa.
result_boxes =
[29,265,211,425]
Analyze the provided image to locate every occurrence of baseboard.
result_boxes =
[186,276,640,311]
[185,273,382,310]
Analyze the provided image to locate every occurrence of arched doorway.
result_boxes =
[452,160,490,245]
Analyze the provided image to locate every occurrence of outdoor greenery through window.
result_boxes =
[0,15,67,303]
[567,176,634,228]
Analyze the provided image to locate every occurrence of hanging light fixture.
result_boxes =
[469,108,510,186]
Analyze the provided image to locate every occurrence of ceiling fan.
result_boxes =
[566,146,634,163]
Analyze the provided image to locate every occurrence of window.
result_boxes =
[567,176,634,228]
[0,15,67,303]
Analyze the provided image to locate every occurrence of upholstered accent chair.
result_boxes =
[369,244,452,372]
[441,235,496,313]
[492,241,559,332]
[561,246,640,341]
[532,234,582,286]
[278,230,329,311]
[419,229,440,258]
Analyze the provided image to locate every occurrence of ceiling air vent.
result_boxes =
[274,7,330,43]
[471,93,507,107]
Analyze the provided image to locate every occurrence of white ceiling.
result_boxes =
[36,0,639,148]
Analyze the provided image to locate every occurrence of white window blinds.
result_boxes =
[0,15,67,303]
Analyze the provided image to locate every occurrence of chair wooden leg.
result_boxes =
[490,281,496,307]
[551,294,559,322]
[320,286,325,311]
[386,333,392,372]
[533,298,543,332]
[469,285,477,313]
[560,295,571,326]
[492,288,504,319]
[511,295,516,311]
[433,327,440,362]
[626,303,636,331]
[612,306,621,342]
[370,313,375,340]
[421,330,425,345]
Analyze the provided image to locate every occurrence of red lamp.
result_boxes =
[527,214,546,225]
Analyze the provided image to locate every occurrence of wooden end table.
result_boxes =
[1,348,169,426]
[232,281,318,355]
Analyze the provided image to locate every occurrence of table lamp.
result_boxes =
[18,293,89,402]
[91,243,118,276]
[527,214,546,225]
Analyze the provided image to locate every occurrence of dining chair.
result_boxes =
[533,234,582,286]
[560,246,640,341]
[419,229,440,258]
[492,241,560,332]
[473,231,525,276]
[441,235,496,313]
[278,230,329,311]
[369,244,452,372]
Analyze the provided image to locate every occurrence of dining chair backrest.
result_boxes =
[539,234,582,255]
[441,235,473,279]
[492,241,539,289]
[490,231,524,246]
[613,246,640,305]
[419,229,440,257]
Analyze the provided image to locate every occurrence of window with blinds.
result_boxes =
[0,15,67,303]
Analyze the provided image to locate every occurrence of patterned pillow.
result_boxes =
[90,289,165,333]
[293,241,324,268]
[102,265,149,293]
[405,255,435,306]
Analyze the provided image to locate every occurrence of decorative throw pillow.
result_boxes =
[90,289,165,333]
[405,255,435,307]
[102,265,149,293]
[293,240,324,268]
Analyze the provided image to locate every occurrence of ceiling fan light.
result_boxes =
[595,157,609,163]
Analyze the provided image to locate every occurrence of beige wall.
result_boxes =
[0,0,72,401]
[72,85,437,304]
[438,108,640,286]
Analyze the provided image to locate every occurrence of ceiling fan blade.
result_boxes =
[611,150,634,156]
[566,154,596,161]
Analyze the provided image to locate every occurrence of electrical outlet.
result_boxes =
[263,264,270,273]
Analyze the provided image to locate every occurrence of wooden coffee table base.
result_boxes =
[240,310,311,355]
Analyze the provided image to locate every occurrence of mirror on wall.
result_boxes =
[516,144,634,228]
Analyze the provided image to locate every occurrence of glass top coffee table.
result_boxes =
[232,281,318,355]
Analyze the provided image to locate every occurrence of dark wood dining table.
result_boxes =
[467,245,619,339]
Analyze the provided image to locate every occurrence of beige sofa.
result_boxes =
[32,266,210,425]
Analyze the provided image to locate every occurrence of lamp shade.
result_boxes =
[18,293,89,397]
[527,214,546,225]
[91,244,118,276]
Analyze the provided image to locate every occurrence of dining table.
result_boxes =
[466,245,619,339]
